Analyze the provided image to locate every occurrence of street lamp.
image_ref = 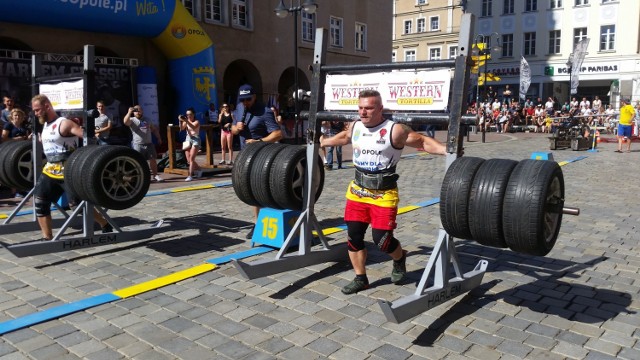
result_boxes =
[472,32,501,143]
[274,0,318,144]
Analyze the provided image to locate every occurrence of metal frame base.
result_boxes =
[378,230,488,323]
[1,200,167,258]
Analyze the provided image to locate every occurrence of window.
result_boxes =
[525,0,538,11]
[392,51,397,62]
[501,34,513,57]
[232,0,252,29]
[600,25,615,50]
[182,0,201,20]
[417,18,426,33]
[549,30,561,54]
[482,0,493,16]
[575,0,589,5]
[524,32,536,55]
[601,0,614,3]
[430,48,441,60]
[417,0,427,4]
[550,0,562,8]
[205,0,225,24]
[449,46,458,59]
[302,12,315,42]
[503,0,514,14]
[330,16,343,47]
[355,22,367,51]
[405,50,416,62]
[430,16,439,31]
[404,20,412,34]
[574,27,587,47]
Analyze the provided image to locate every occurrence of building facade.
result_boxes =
[465,0,640,107]
[0,0,392,131]
[392,0,465,63]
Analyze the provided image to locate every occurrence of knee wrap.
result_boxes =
[34,197,51,217]
[346,222,367,252]
[372,229,399,254]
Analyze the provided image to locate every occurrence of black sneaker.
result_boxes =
[245,225,255,239]
[101,224,113,233]
[341,278,370,294]
[390,250,408,284]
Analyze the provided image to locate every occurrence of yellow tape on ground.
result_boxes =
[557,161,569,166]
[113,263,216,298]
[312,227,345,236]
[171,185,215,193]
[397,205,421,214]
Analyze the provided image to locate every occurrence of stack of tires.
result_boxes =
[64,145,151,210]
[232,143,325,211]
[0,141,40,192]
[440,157,565,256]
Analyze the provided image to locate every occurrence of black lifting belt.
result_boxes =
[354,168,399,190]
[46,153,71,163]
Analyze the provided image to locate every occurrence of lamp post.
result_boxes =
[275,0,318,144]
[472,32,501,143]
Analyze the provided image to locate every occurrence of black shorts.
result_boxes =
[33,174,71,203]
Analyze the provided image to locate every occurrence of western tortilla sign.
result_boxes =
[325,70,451,111]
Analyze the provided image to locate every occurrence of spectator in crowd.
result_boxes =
[544,97,555,116]
[94,100,112,145]
[2,108,30,142]
[123,105,164,182]
[178,107,201,181]
[1,96,16,127]
[534,104,545,133]
[324,121,345,170]
[616,97,636,153]
[217,103,235,165]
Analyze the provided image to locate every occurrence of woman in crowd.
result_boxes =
[2,108,30,142]
[178,107,201,181]
[217,103,235,165]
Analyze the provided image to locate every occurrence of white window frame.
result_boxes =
[330,16,343,48]
[448,45,458,59]
[182,0,201,20]
[503,0,515,14]
[482,0,493,16]
[550,0,562,9]
[417,18,426,33]
[574,27,588,47]
[429,16,440,31]
[575,0,589,5]
[405,49,417,62]
[548,30,561,54]
[600,25,615,51]
[429,47,442,60]
[392,51,397,63]
[502,33,513,57]
[524,32,536,56]
[232,0,252,30]
[355,22,367,51]
[302,12,315,42]
[404,20,413,34]
[525,0,538,11]
[204,0,226,25]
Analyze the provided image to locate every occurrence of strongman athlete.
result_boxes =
[320,90,446,294]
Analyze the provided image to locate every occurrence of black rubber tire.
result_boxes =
[64,146,99,202]
[250,143,288,209]
[3,141,37,191]
[71,145,103,202]
[0,141,19,186]
[82,146,151,210]
[232,142,270,206]
[468,159,518,248]
[503,159,565,256]
[440,157,485,240]
[269,145,325,211]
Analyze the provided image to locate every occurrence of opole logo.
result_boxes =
[172,25,187,39]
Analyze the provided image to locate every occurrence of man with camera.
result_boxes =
[124,105,164,182]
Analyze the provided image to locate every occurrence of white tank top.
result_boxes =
[42,117,78,159]
[351,120,403,173]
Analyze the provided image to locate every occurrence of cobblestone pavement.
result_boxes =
[0,131,638,359]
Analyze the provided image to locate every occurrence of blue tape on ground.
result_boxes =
[415,198,440,207]
[0,293,120,335]
[206,246,274,265]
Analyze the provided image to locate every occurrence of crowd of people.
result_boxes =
[469,94,640,137]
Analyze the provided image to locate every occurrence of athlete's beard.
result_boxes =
[38,115,46,125]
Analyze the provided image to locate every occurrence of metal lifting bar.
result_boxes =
[299,111,478,126]
[235,14,490,324]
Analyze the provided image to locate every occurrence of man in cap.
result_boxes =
[232,84,282,238]
[616,97,637,153]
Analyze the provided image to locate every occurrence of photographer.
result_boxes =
[123,105,163,182]
[178,108,201,181]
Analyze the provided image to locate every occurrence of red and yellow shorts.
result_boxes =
[344,200,397,230]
